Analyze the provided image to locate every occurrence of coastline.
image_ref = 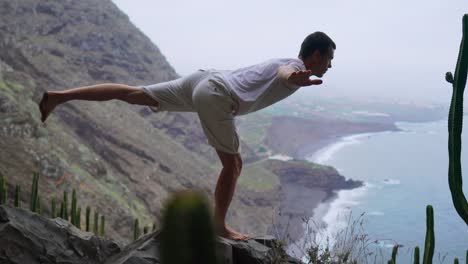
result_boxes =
[284,118,468,262]
[264,115,402,160]
[264,116,445,259]
[281,129,397,259]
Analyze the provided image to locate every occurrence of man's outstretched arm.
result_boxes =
[277,65,323,87]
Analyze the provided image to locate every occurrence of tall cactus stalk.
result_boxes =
[143,225,149,235]
[37,194,42,215]
[71,189,77,225]
[30,173,38,212]
[51,198,56,218]
[100,215,105,237]
[0,175,6,205]
[76,207,81,229]
[446,14,468,224]
[14,185,20,208]
[414,246,420,264]
[134,219,140,241]
[422,205,435,264]
[160,190,218,264]
[391,245,398,264]
[93,210,98,235]
[86,206,91,232]
[60,201,64,219]
[63,191,68,221]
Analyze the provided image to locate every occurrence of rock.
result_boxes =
[0,205,122,264]
[107,232,302,264]
[0,205,303,264]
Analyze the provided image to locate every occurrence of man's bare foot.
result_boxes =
[220,225,250,241]
[38,92,58,123]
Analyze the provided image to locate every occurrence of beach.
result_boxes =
[266,132,368,248]
[284,118,468,262]
[279,131,394,259]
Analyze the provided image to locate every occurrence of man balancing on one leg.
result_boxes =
[38,31,335,241]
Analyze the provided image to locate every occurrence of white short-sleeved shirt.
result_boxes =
[214,58,306,115]
[140,58,306,154]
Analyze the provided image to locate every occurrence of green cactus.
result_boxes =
[14,185,20,208]
[86,206,91,232]
[71,189,77,225]
[160,190,218,264]
[51,198,56,218]
[422,205,435,264]
[454,258,459,264]
[392,245,399,264]
[100,215,105,237]
[143,225,149,235]
[37,194,42,215]
[60,201,64,219]
[414,246,420,264]
[0,175,6,205]
[30,173,38,212]
[63,191,68,221]
[93,210,98,235]
[446,14,468,225]
[388,261,394,264]
[134,219,140,241]
[76,207,81,229]
[152,223,156,231]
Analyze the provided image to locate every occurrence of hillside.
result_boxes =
[0,0,261,243]
[0,0,389,245]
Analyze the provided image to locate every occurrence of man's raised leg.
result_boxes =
[38,83,159,122]
[214,149,250,241]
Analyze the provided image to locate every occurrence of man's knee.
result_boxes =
[233,154,242,174]
[216,150,243,175]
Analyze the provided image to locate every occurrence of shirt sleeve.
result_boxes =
[287,60,306,71]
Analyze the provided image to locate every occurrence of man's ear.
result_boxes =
[310,50,322,63]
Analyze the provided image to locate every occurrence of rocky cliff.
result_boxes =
[0,0,261,243]
[0,0,374,249]
[0,205,303,264]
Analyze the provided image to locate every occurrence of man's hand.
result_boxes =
[288,70,323,86]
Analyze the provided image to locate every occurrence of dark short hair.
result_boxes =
[299,32,336,59]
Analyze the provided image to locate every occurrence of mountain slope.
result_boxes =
[0,0,264,243]
[0,0,372,245]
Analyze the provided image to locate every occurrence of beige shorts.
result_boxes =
[140,69,241,155]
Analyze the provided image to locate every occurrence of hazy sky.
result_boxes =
[112,0,466,104]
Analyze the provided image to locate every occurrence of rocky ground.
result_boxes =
[0,204,302,264]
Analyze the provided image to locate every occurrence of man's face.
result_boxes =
[304,46,334,77]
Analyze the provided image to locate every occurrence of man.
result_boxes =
[38,31,335,241]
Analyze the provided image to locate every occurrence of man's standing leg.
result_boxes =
[192,74,250,240]
[214,149,249,241]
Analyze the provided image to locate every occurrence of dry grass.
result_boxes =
[268,209,389,264]
[268,209,461,264]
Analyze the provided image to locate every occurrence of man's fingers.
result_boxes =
[309,79,323,85]
[299,79,323,86]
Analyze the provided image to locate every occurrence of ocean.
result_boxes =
[288,118,468,263]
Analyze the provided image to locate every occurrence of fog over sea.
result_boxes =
[287,118,468,263]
